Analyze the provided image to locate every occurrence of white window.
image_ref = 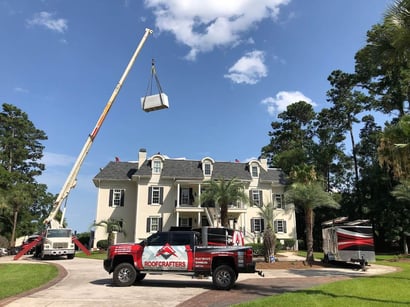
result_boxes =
[251,190,262,207]
[251,218,265,233]
[153,160,161,173]
[109,189,125,207]
[147,217,162,232]
[204,163,211,176]
[274,220,287,233]
[251,165,258,177]
[148,186,163,205]
[275,194,284,209]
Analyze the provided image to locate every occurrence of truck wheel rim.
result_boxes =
[216,271,230,287]
[119,268,132,282]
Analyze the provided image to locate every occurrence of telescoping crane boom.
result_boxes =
[14,28,155,260]
[46,28,153,228]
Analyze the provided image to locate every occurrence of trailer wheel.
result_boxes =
[113,263,137,287]
[212,265,236,290]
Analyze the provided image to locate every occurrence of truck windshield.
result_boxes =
[46,229,72,238]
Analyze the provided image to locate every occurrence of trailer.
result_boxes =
[322,217,375,270]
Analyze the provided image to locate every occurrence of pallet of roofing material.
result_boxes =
[322,217,375,269]
[141,59,169,112]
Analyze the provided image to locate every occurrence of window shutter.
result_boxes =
[120,190,125,207]
[148,187,152,204]
[159,187,164,204]
[284,221,287,233]
[109,189,113,207]
[249,190,253,206]
[261,219,265,232]
[146,218,151,232]
[259,190,263,207]
[274,220,278,233]
[251,219,255,232]
[159,218,163,231]
[189,218,192,227]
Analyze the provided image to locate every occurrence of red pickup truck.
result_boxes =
[103,230,262,290]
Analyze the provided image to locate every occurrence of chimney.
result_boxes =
[260,157,268,171]
[138,148,147,166]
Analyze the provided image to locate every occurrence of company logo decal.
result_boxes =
[155,243,178,259]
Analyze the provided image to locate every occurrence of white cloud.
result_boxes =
[224,50,267,84]
[261,91,317,116]
[27,11,68,33]
[41,152,76,167]
[144,0,291,60]
[14,87,29,93]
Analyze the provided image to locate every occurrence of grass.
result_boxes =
[0,263,58,300]
[236,255,410,307]
[75,250,106,260]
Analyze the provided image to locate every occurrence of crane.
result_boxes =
[15,28,156,260]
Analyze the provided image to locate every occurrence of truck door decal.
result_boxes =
[142,243,188,271]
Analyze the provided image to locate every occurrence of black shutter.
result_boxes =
[189,218,192,227]
[251,219,255,232]
[120,190,125,207]
[159,187,164,204]
[261,219,265,232]
[146,218,151,232]
[109,190,113,207]
[284,221,287,233]
[259,190,263,207]
[274,220,278,233]
[249,190,253,206]
[148,187,152,204]
[159,218,163,231]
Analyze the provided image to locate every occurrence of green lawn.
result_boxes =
[76,250,106,260]
[0,263,58,300]
[236,255,410,307]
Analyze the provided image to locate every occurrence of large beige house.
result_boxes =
[92,149,297,248]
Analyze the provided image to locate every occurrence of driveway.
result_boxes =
[0,255,396,307]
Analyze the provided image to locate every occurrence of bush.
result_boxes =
[0,236,9,248]
[284,239,296,250]
[247,243,264,256]
[96,240,108,250]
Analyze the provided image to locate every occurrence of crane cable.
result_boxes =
[142,59,165,107]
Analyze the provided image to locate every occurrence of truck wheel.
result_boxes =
[134,272,146,283]
[67,254,75,259]
[113,263,137,287]
[212,265,236,290]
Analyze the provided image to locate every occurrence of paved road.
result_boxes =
[0,255,396,307]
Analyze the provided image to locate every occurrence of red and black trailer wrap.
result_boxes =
[322,218,375,267]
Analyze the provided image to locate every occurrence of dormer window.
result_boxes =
[251,165,258,177]
[153,160,162,174]
[201,157,215,177]
[204,163,211,176]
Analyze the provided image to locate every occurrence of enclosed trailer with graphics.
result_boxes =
[322,217,375,268]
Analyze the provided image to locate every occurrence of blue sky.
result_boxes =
[0,0,392,233]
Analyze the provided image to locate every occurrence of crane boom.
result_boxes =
[46,28,153,228]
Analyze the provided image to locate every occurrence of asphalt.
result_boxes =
[0,253,397,307]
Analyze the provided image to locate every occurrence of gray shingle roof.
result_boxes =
[93,158,283,184]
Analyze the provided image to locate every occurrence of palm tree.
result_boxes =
[93,218,124,246]
[378,115,410,181]
[391,179,410,202]
[200,178,248,227]
[259,202,276,263]
[285,164,340,263]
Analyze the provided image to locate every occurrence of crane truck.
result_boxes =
[14,28,156,260]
